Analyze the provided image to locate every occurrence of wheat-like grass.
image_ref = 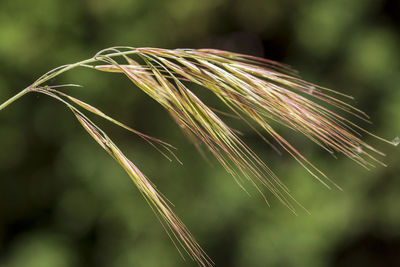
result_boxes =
[0,46,397,266]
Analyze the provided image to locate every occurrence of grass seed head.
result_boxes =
[1,46,396,267]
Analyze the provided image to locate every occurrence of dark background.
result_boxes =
[0,0,399,266]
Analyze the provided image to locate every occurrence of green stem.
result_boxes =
[30,58,97,88]
[0,88,30,111]
[1,49,139,111]
[31,49,139,88]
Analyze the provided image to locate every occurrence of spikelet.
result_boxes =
[33,88,212,266]
[94,47,390,201]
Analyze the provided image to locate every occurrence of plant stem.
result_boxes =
[0,88,30,111]
[30,50,139,88]
[1,49,139,111]
[30,58,97,88]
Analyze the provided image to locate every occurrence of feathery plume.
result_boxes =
[1,46,396,266]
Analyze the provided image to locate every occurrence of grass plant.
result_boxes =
[0,46,397,266]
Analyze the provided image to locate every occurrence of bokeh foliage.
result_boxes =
[0,0,399,266]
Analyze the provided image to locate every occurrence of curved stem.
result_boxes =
[0,49,139,112]
[31,49,139,88]
[30,58,98,88]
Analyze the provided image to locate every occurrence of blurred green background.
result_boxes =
[0,0,399,266]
